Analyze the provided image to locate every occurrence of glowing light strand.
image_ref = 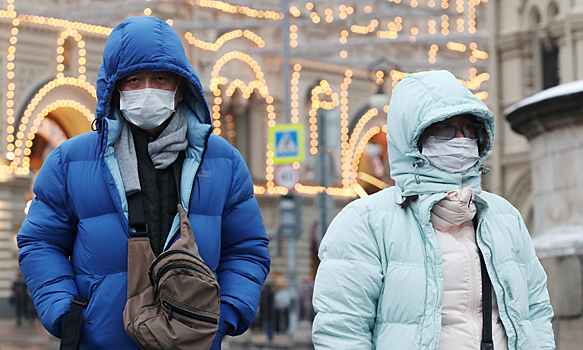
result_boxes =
[309,80,340,155]
[56,29,87,80]
[290,64,301,124]
[345,108,379,185]
[340,70,354,187]
[189,0,283,20]
[184,30,265,51]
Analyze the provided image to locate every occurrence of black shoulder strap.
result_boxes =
[128,191,148,238]
[59,296,88,350]
[480,252,494,350]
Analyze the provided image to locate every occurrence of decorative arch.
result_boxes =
[349,125,393,195]
[528,6,542,29]
[56,28,88,80]
[208,51,279,190]
[345,108,380,185]
[8,78,97,172]
[547,1,559,20]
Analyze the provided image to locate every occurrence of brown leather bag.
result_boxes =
[123,204,221,350]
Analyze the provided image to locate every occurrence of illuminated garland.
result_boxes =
[56,29,87,80]
[474,91,488,100]
[351,125,382,184]
[207,51,278,190]
[345,108,379,185]
[290,64,301,124]
[209,51,271,135]
[17,14,112,35]
[442,14,450,35]
[8,99,94,175]
[184,30,265,51]
[447,41,467,52]
[340,70,353,187]
[290,25,298,48]
[377,17,402,39]
[468,0,477,33]
[308,80,340,155]
[7,78,97,168]
[470,43,488,62]
[5,7,19,158]
[189,0,283,20]
[428,44,438,64]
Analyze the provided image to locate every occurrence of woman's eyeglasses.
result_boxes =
[429,123,484,140]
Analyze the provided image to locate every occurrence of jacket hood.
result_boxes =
[386,70,495,197]
[95,16,211,126]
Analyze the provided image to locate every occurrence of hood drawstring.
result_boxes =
[91,118,102,131]
[479,166,490,175]
[413,159,425,185]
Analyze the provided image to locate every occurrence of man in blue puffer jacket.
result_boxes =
[17,16,270,349]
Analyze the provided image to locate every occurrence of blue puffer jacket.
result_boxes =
[312,71,554,349]
[18,16,270,349]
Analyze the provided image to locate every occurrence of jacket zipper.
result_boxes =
[155,263,205,286]
[456,231,482,342]
[187,128,212,215]
[163,128,213,249]
[476,218,519,350]
[148,250,205,285]
[162,300,218,325]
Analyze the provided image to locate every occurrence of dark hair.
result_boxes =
[399,195,419,209]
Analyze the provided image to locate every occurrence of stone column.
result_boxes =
[506,83,583,350]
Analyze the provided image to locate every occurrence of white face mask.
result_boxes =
[119,88,176,130]
[421,136,481,173]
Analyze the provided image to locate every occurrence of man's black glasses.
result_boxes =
[429,123,484,140]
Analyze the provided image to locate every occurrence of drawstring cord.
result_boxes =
[413,159,425,185]
[479,166,490,175]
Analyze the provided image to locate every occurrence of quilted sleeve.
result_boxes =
[216,147,270,337]
[518,211,555,349]
[312,206,383,350]
[17,147,79,338]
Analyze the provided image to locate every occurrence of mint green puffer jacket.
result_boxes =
[312,71,555,350]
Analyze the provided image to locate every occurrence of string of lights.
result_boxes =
[345,108,379,186]
[56,28,87,80]
[184,30,265,51]
[0,0,490,197]
[290,64,302,124]
[189,0,283,20]
[308,80,340,155]
[5,0,19,168]
[340,70,353,187]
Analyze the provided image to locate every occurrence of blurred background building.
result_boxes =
[5,0,581,348]
[490,0,583,347]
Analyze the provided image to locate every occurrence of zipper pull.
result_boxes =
[165,302,173,321]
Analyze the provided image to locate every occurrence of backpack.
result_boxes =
[123,204,221,350]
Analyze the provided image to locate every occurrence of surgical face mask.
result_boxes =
[119,88,176,130]
[421,136,481,173]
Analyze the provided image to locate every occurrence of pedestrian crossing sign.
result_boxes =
[268,124,305,165]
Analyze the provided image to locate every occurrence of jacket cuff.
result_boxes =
[220,303,240,335]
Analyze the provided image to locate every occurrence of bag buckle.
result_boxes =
[129,223,149,237]
[71,296,88,308]
[481,342,494,350]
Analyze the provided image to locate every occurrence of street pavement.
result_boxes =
[0,318,313,350]
[0,318,59,350]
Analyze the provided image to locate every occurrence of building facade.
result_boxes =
[0,1,491,339]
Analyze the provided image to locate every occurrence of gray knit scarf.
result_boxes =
[114,106,188,195]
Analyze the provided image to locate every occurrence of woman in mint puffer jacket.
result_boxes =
[312,70,554,350]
